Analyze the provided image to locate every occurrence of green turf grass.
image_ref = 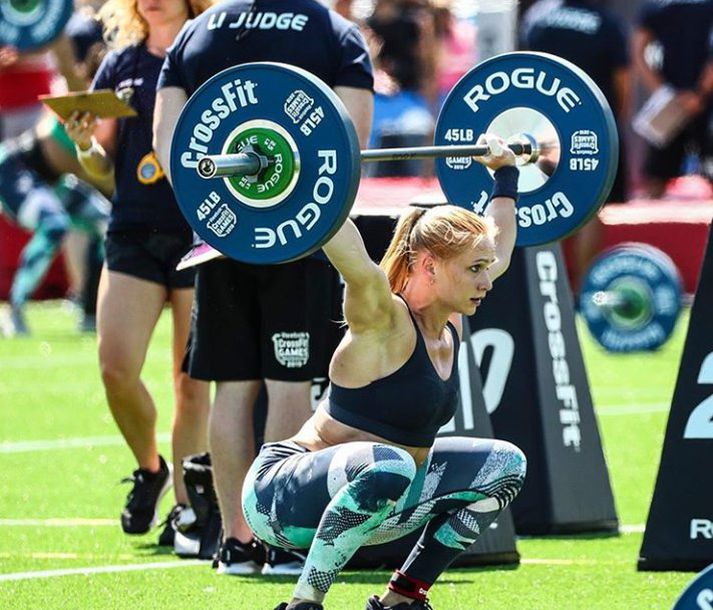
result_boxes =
[0,301,697,609]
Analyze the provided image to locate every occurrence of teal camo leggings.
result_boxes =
[242,436,526,602]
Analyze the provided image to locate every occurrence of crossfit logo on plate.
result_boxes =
[207,203,237,237]
[462,67,581,114]
[179,78,259,169]
[537,251,581,451]
[284,90,314,124]
[570,130,598,155]
[273,332,310,368]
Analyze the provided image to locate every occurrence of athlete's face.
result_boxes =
[137,0,188,28]
[435,236,496,316]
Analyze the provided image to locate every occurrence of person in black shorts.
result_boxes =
[521,0,631,294]
[242,134,526,610]
[64,0,212,544]
[153,0,373,575]
[634,0,713,197]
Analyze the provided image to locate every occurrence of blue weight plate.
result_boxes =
[672,565,713,610]
[580,245,682,352]
[170,62,361,265]
[0,0,72,51]
[615,242,683,288]
[435,52,619,247]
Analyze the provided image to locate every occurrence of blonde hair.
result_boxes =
[99,0,214,48]
[380,204,496,293]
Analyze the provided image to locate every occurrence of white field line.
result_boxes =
[0,560,207,582]
[0,516,648,533]
[0,432,171,454]
[0,519,115,527]
[0,403,667,456]
[596,402,669,416]
[620,524,645,534]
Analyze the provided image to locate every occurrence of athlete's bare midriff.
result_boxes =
[290,406,432,466]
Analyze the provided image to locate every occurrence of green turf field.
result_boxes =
[0,301,697,609]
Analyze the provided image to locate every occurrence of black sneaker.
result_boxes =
[273,603,323,610]
[215,537,264,575]
[157,503,185,547]
[176,452,222,559]
[365,595,434,610]
[120,455,172,535]
[262,545,306,575]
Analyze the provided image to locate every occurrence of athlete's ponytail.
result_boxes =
[380,205,496,293]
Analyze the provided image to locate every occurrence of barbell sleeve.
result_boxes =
[196,151,269,179]
[195,134,539,180]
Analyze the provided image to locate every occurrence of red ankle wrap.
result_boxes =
[387,570,431,602]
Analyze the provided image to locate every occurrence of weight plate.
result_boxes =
[170,62,361,265]
[0,0,72,51]
[581,245,682,352]
[435,51,619,247]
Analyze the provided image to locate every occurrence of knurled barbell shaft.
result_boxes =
[195,135,537,180]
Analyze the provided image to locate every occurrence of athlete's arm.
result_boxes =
[477,134,517,281]
[153,86,187,184]
[322,219,395,333]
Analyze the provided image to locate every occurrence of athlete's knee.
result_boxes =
[494,439,527,496]
[99,349,141,392]
[356,445,417,507]
[174,371,208,411]
[40,214,70,244]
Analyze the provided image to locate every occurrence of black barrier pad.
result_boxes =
[470,244,618,534]
[639,225,713,571]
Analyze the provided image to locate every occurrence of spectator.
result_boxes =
[64,0,212,546]
[633,0,713,197]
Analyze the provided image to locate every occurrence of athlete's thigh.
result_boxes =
[246,441,388,547]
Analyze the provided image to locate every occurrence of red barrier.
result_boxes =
[1,176,711,300]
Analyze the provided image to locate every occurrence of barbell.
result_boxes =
[170,52,619,265]
[580,243,683,352]
[0,0,72,51]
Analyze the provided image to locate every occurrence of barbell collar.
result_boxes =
[195,133,539,180]
[591,290,627,310]
[196,151,269,179]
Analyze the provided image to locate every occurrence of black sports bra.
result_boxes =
[326,298,460,447]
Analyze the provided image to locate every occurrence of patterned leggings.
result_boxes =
[242,436,526,602]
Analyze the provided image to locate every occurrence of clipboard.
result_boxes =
[633,86,690,148]
[39,89,138,120]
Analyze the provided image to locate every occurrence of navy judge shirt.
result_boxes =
[92,44,190,234]
[637,0,713,91]
[158,0,373,96]
[523,0,629,116]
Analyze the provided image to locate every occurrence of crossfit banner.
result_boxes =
[639,226,713,571]
[469,244,618,534]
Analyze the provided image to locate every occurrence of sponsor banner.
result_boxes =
[469,244,618,533]
[639,227,713,571]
